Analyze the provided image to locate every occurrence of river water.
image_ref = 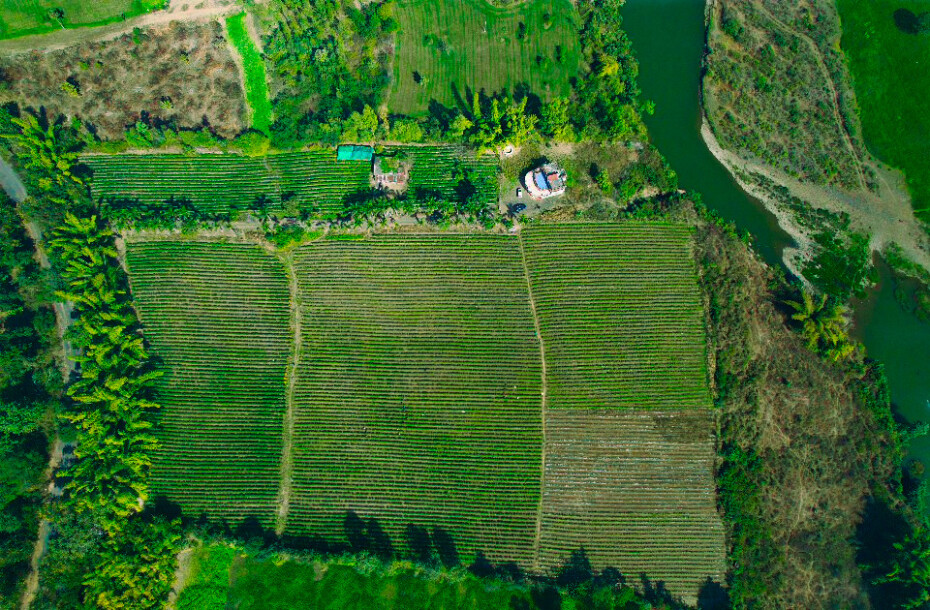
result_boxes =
[622,0,930,470]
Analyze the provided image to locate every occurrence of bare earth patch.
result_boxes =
[0,20,246,139]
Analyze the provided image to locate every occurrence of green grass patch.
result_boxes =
[227,555,529,609]
[177,544,653,610]
[389,0,581,115]
[0,0,164,40]
[837,0,930,222]
[225,12,272,134]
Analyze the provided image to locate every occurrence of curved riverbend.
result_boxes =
[623,0,930,471]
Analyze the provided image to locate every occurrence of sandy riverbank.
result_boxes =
[700,116,930,280]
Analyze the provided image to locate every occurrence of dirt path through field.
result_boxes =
[167,546,195,609]
[752,3,868,192]
[518,233,549,572]
[274,250,301,536]
[0,1,244,54]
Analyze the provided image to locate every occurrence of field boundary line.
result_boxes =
[518,232,548,571]
[275,250,301,535]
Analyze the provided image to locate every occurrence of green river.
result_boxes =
[622,0,930,470]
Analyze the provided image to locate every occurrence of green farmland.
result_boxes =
[0,0,164,40]
[83,146,498,216]
[837,0,930,222]
[126,241,290,527]
[389,0,581,115]
[288,234,543,565]
[125,224,724,601]
[84,150,372,215]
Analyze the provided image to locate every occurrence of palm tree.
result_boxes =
[785,290,852,358]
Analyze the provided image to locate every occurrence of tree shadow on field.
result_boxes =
[638,572,678,607]
[432,526,460,568]
[555,549,592,588]
[235,516,277,546]
[513,82,542,117]
[343,511,395,560]
[427,100,457,132]
[450,82,471,117]
[696,577,729,609]
[148,494,183,521]
[404,523,433,565]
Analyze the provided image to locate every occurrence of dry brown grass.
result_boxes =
[697,223,897,608]
[0,20,246,139]
[704,0,866,190]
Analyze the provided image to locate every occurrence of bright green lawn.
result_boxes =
[175,545,536,610]
[389,0,581,115]
[176,544,648,610]
[0,0,164,40]
[837,0,930,222]
[226,12,272,134]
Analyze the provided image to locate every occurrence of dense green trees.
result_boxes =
[3,111,179,608]
[264,0,395,146]
[48,214,162,531]
[0,191,58,608]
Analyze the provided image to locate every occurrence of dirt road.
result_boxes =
[0,156,27,202]
[1,157,78,610]
[0,1,244,55]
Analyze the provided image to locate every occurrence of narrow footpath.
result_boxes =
[274,251,301,536]
[518,232,549,572]
[2,156,75,610]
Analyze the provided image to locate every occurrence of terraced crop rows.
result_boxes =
[125,224,723,601]
[522,223,712,411]
[286,234,543,565]
[394,145,499,206]
[84,150,372,214]
[126,241,290,527]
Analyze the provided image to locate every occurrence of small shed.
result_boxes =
[336,145,374,162]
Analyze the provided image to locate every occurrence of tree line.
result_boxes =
[3,109,180,609]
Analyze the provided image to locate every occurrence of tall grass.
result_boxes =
[226,12,273,134]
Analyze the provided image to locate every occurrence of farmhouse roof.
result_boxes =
[336,145,374,161]
[534,172,549,191]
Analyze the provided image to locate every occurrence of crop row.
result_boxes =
[521,223,712,412]
[285,234,542,566]
[391,145,498,205]
[538,408,726,597]
[83,146,498,218]
[84,150,372,213]
[125,241,291,527]
[125,225,721,595]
